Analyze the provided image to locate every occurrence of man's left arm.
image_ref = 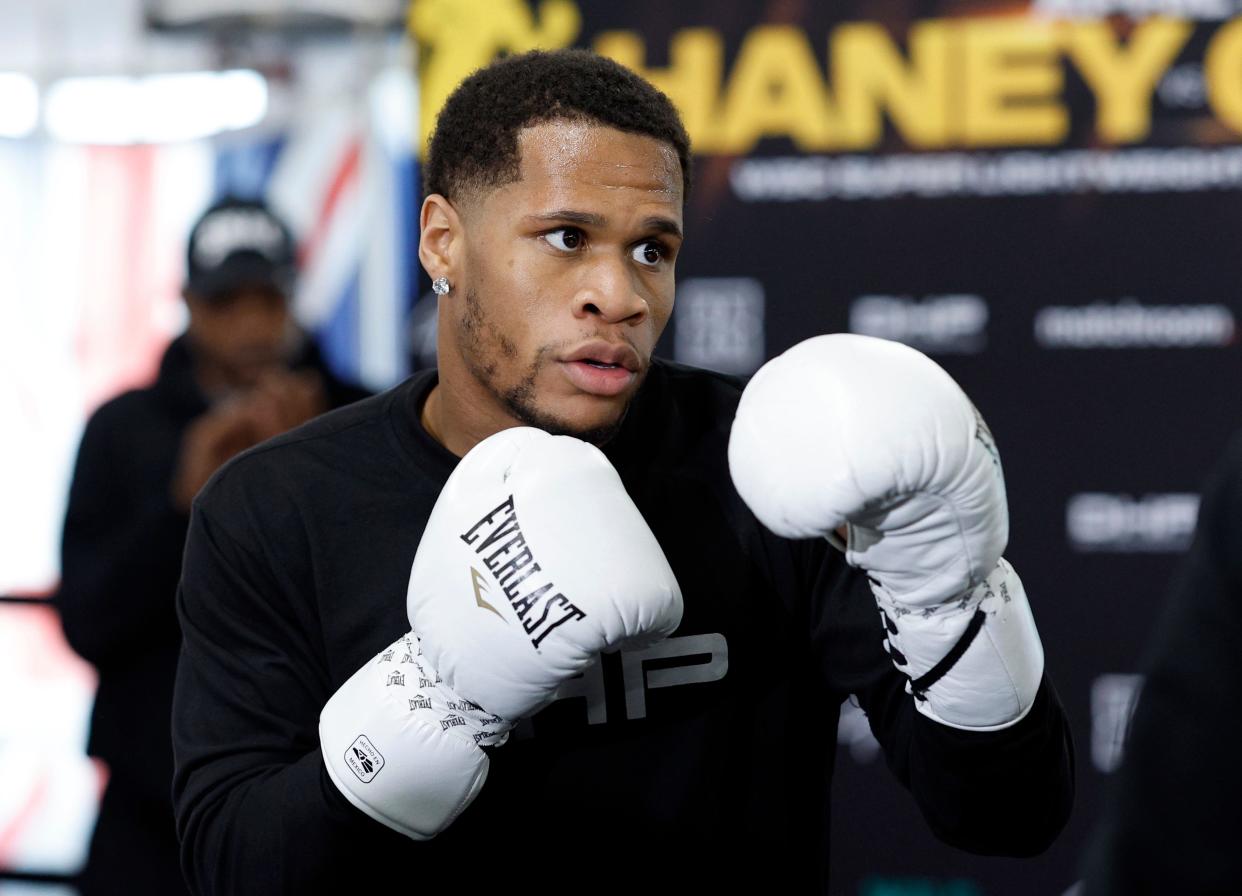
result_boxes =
[730,333,1074,855]
[816,557,1074,855]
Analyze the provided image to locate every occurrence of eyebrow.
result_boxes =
[641,216,684,239]
[527,209,683,240]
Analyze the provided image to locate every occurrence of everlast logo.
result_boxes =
[460,495,587,650]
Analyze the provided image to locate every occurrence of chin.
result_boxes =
[550,418,627,446]
[507,392,630,445]
[543,407,629,445]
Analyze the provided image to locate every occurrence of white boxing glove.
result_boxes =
[320,630,508,840]
[728,334,1043,730]
[321,426,683,839]
[407,426,683,720]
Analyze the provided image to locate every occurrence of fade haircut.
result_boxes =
[425,49,692,204]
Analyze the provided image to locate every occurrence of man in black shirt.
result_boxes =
[59,197,366,895]
[172,51,1073,893]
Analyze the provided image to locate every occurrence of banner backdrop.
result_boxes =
[409,2,1242,893]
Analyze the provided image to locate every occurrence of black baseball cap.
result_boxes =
[185,196,297,301]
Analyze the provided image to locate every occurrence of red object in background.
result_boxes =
[0,775,51,865]
[76,145,179,416]
[0,601,102,873]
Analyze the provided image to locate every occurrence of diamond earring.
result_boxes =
[432,277,451,296]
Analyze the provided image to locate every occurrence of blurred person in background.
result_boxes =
[56,197,369,895]
[1080,433,1242,894]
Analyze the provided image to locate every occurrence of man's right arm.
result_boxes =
[172,494,411,894]
[174,427,684,893]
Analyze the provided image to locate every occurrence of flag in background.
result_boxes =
[214,64,423,393]
[0,139,212,596]
[0,29,422,880]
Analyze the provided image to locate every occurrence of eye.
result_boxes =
[543,227,583,252]
[630,241,666,268]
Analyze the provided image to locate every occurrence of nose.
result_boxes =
[571,255,648,326]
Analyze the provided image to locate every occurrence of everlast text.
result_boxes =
[460,495,587,649]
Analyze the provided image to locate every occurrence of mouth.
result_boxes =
[559,342,642,397]
[581,359,625,371]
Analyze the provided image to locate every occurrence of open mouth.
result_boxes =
[560,340,642,396]
[561,358,636,396]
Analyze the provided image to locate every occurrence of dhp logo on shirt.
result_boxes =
[514,633,729,731]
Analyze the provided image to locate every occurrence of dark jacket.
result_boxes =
[57,334,368,894]
[1082,431,1242,894]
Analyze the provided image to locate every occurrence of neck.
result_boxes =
[422,314,536,455]
[420,378,518,458]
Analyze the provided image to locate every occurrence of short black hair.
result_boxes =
[425,49,692,204]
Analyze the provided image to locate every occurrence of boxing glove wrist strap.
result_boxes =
[903,608,986,697]
[869,558,1045,732]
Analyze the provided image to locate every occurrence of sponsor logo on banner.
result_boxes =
[1091,674,1144,772]
[1066,492,1199,552]
[1035,300,1235,348]
[673,278,765,374]
[849,294,988,354]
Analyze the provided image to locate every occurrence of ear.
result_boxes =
[418,194,464,284]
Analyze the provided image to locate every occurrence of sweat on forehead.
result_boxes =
[423,49,692,204]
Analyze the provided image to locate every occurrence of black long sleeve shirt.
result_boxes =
[172,359,1073,894]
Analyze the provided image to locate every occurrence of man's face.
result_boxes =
[445,120,683,443]
[185,286,297,389]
